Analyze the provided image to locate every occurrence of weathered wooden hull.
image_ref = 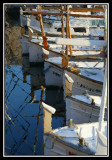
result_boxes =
[65,96,107,125]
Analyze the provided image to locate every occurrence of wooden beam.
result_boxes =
[22,11,104,18]
[69,8,104,12]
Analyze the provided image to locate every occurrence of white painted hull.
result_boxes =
[65,96,107,125]
[43,122,107,156]
[44,60,103,93]
[63,69,103,97]
[44,61,63,87]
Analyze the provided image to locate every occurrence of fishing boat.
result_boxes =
[65,92,107,125]
[42,58,108,156]
[43,48,104,95]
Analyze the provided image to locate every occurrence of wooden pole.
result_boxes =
[68,11,72,56]
[38,5,45,37]
[38,5,48,49]
[61,5,64,50]
[66,5,69,56]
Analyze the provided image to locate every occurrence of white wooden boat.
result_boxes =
[65,93,107,125]
[43,121,107,156]
[43,56,104,95]
[42,58,108,156]
[64,66,104,96]
[44,58,63,87]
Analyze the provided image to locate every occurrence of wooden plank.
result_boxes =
[69,8,104,12]
[22,11,104,18]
